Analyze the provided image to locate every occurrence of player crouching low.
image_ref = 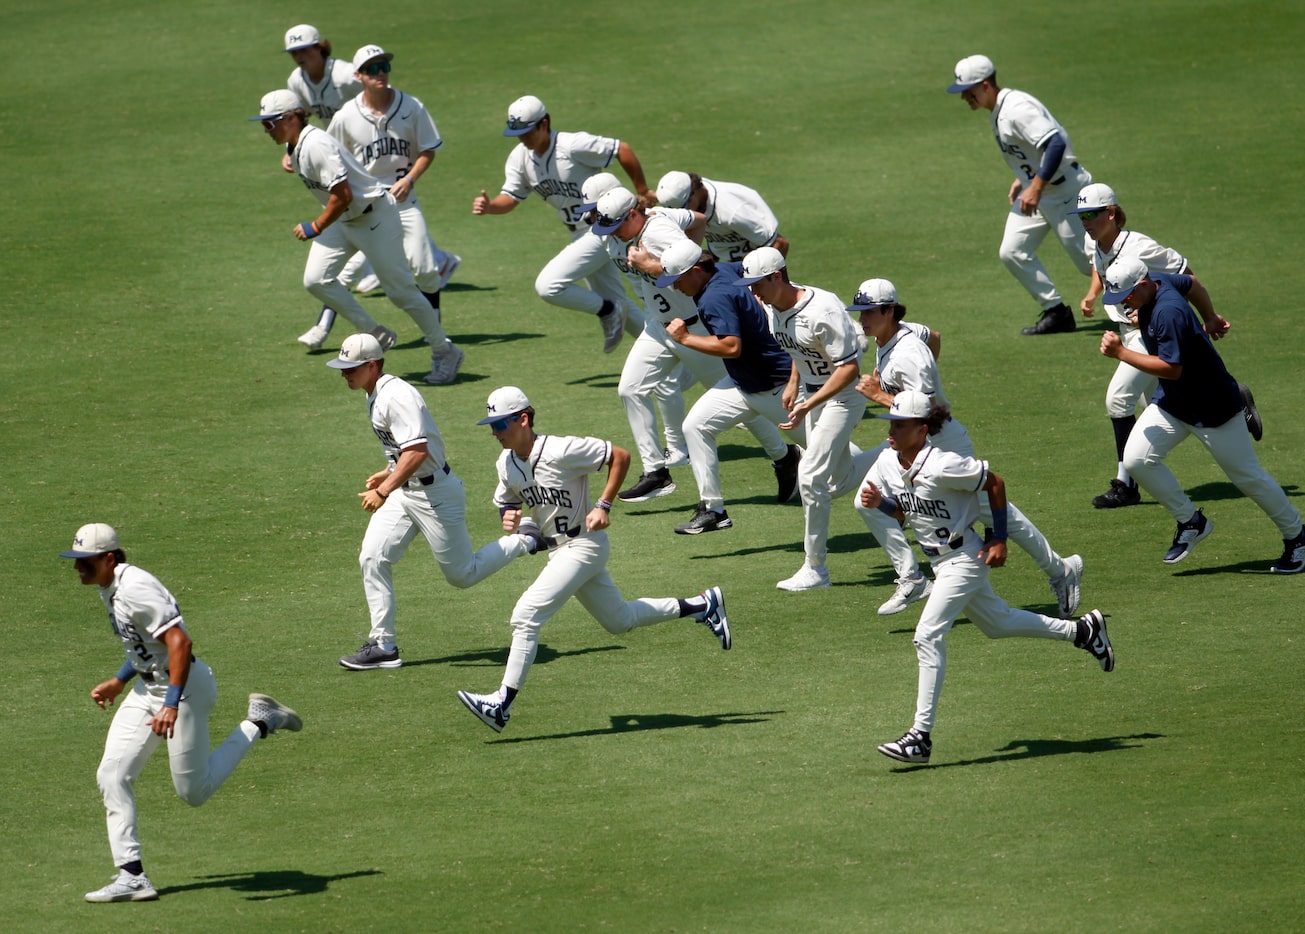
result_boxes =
[456,386,731,733]
[860,392,1114,766]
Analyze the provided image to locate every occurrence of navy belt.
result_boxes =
[542,526,582,548]
[805,382,824,393]
[920,535,965,558]
[1047,162,1080,187]
[409,464,452,487]
[140,654,197,682]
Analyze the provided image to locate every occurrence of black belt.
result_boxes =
[1048,162,1080,187]
[140,654,197,682]
[542,526,582,548]
[805,383,825,393]
[921,535,965,558]
[409,463,452,487]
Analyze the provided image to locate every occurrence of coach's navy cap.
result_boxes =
[61,523,120,558]
[947,54,995,93]
[654,238,708,288]
[478,386,532,424]
[876,390,933,421]
[504,95,547,137]
[735,246,786,286]
[576,172,622,214]
[1102,256,1150,304]
[326,333,384,369]
[591,188,638,236]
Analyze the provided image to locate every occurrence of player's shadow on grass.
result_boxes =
[684,530,879,562]
[885,732,1164,772]
[1171,559,1285,577]
[159,868,382,901]
[490,710,784,744]
[1185,480,1302,503]
[567,372,623,390]
[403,643,624,668]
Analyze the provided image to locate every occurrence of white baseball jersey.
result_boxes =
[763,284,863,386]
[876,324,950,408]
[369,373,447,477]
[98,563,187,678]
[1087,229,1188,324]
[328,90,443,186]
[867,443,988,556]
[292,124,389,219]
[288,58,362,121]
[606,208,702,326]
[991,88,1080,186]
[493,434,612,545]
[502,130,620,228]
[696,178,780,261]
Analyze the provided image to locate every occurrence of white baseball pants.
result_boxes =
[535,228,631,314]
[799,388,875,567]
[685,380,803,511]
[999,170,1094,309]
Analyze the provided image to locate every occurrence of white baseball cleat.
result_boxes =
[85,871,158,903]
[877,573,931,616]
[355,274,382,293]
[1050,554,1084,617]
[663,446,690,468]
[423,343,465,385]
[297,324,330,350]
[370,326,398,351]
[776,563,831,592]
[437,253,461,291]
[247,693,303,733]
[599,300,626,353]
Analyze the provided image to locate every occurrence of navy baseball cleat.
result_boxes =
[878,728,931,764]
[696,586,731,650]
[1075,609,1115,672]
[1271,530,1305,574]
[1163,510,1212,564]
[458,689,509,732]
[675,502,732,535]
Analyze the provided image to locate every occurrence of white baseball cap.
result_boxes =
[284,24,322,52]
[577,172,622,213]
[591,188,639,236]
[326,333,384,369]
[654,238,708,288]
[847,278,899,310]
[249,89,302,121]
[478,386,533,425]
[736,246,787,286]
[876,390,934,421]
[503,95,547,137]
[1102,256,1151,304]
[1072,183,1119,214]
[946,54,995,93]
[352,45,394,71]
[60,523,121,558]
[656,171,694,209]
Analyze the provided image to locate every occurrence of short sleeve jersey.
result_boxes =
[695,262,791,393]
[493,434,612,545]
[288,58,362,121]
[763,284,863,386]
[699,179,780,262]
[328,90,443,186]
[293,124,389,219]
[867,444,989,553]
[991,88,1078,185]
[100,563,188,677]
[876,323,950,409]
[502,130,620,227]
[1086,229,1188,324]
[605,209,701,326]
[1137,274,1242,428]
[368,373,447,478]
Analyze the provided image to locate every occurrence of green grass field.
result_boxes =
[3,1,1303,930]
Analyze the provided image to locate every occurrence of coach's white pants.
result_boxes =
[536,228,632,315]
[97,661,259,865]
[999,171,1093,309]
[799,387,875,567]
[1124,404,1302,535]
[910,545,1075,733]
[503,532,680,689]
[685,380,802,511]
[360,471,528,645]
[303,194,450,349]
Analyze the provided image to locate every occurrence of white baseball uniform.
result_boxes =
[693,178,782,262]
[991,88,1093,307]
[292,124,452,351]
[864,444,1076,733]
[858,322,1070,580]
[93,564,266,866]
[491,433,684,690]
[499,130,630,314]
[329,88,456,293]
[288,58,360,120]
[763,284,874,568]
[358,373,530,647]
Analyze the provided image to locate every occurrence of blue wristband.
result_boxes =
[876,493,899,517]
[116,661,137,683]
[164,684,184,708]
[299,221,320,239]
[990,506,1008,541]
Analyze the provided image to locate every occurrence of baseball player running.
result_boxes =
[472,96,654,348]
[655,170,790,261]
[1073,182,1260,509]
[455,386,731,733]
[253,89,464,384]
[1099,258,1304,571]
[62,524,302,903]
[851,277,1083,617]
[861,392,1114,766]
[325,45,462,375]
[652,236,803,533]
[738,246,874,591]
[947,54,1093,335]
[327,334,540,670]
